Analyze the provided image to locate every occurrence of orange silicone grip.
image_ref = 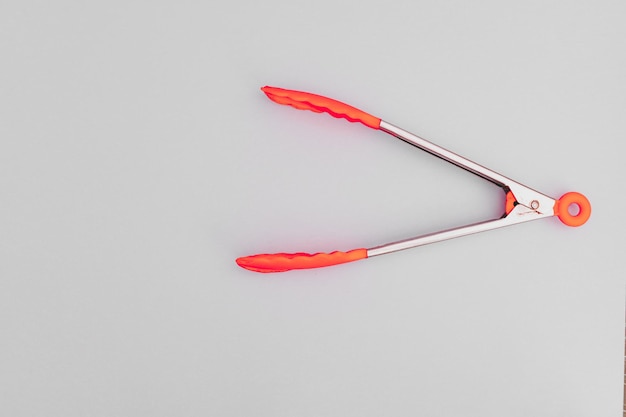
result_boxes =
[553,192,591,227]
[261,86,381,129]
[236,248,368,273]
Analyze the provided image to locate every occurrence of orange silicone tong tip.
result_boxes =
[260,86,381,129]
[236,249,368,273]
[236,256,289,273]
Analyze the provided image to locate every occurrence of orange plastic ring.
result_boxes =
[554,192,591,227]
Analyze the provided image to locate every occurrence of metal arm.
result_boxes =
[379,121,556,215]
[366,204,547,257]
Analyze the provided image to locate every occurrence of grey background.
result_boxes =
[1,1,624,416]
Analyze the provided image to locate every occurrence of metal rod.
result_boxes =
[367,202,549,257]
[379,120,556,213]
[379,120,513,187]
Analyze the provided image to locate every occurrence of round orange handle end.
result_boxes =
[554,192,591,227]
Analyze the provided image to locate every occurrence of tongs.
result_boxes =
[236,86,591,273]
